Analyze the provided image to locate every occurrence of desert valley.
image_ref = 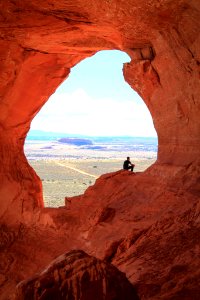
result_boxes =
[25,134,157,206]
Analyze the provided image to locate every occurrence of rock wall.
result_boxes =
[0,0,200,299]
[0,0,200,218]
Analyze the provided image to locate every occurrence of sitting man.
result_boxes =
[123,156,135,172]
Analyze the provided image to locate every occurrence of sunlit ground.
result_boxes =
[29,157,156,207]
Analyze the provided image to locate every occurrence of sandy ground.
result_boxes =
[29,158,156,207]
[25,140,157,207]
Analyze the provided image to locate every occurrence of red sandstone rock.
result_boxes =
[0,0,199,220]
[1,170,199,299]
[14,250,139,300]
[0,1,200,299]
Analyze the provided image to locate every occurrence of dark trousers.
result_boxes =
[127,166,133,172]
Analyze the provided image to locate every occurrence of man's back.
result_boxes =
[123,157,134,171]
[123,159,129,170]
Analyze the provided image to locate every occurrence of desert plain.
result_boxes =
[25,141,157,207]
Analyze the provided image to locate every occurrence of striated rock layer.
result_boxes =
[1,170,199,299]
[14,250,139,300]
[0,0,200,299]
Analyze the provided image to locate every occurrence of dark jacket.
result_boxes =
[123,159,131,170]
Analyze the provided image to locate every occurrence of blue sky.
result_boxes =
[30,50,157,137]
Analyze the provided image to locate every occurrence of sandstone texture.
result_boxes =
[0,0,200,299]
[14,250,139,300]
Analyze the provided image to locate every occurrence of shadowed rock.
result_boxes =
[15,250,139,300]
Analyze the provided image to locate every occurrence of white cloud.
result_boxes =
[31,88,157,137]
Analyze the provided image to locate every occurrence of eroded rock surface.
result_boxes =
[0,170,199,299]
[0,1,200,299]
[0,0,200,221]
[14,250,139,300]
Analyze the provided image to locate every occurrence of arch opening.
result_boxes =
[24,50,158,207]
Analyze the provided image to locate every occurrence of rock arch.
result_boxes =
[1,1,200,223]
[0,2,200,298]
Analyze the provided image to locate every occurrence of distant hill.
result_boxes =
[57,137,93,146]
[27,130,157,141]
[26,130,158,152]
[26,130,84,141]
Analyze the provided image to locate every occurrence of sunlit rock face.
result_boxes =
[0,1,200,299]
[62,170,200,299]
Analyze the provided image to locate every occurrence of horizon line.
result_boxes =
[27,129,157,139]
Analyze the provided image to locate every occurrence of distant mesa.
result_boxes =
[41,146,53,149]
[57,137,93,146]
[82,145,107,150]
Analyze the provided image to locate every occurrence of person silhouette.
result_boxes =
[123,157,135,171]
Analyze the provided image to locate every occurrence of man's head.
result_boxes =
[127,157,130,160]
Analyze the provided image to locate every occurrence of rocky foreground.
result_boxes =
[0,0,200,299]
[15,250,139,300]
[1,167,200,299]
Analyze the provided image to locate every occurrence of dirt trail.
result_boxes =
[55,161,98,179]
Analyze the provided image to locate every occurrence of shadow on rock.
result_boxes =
[15,250,140,300]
